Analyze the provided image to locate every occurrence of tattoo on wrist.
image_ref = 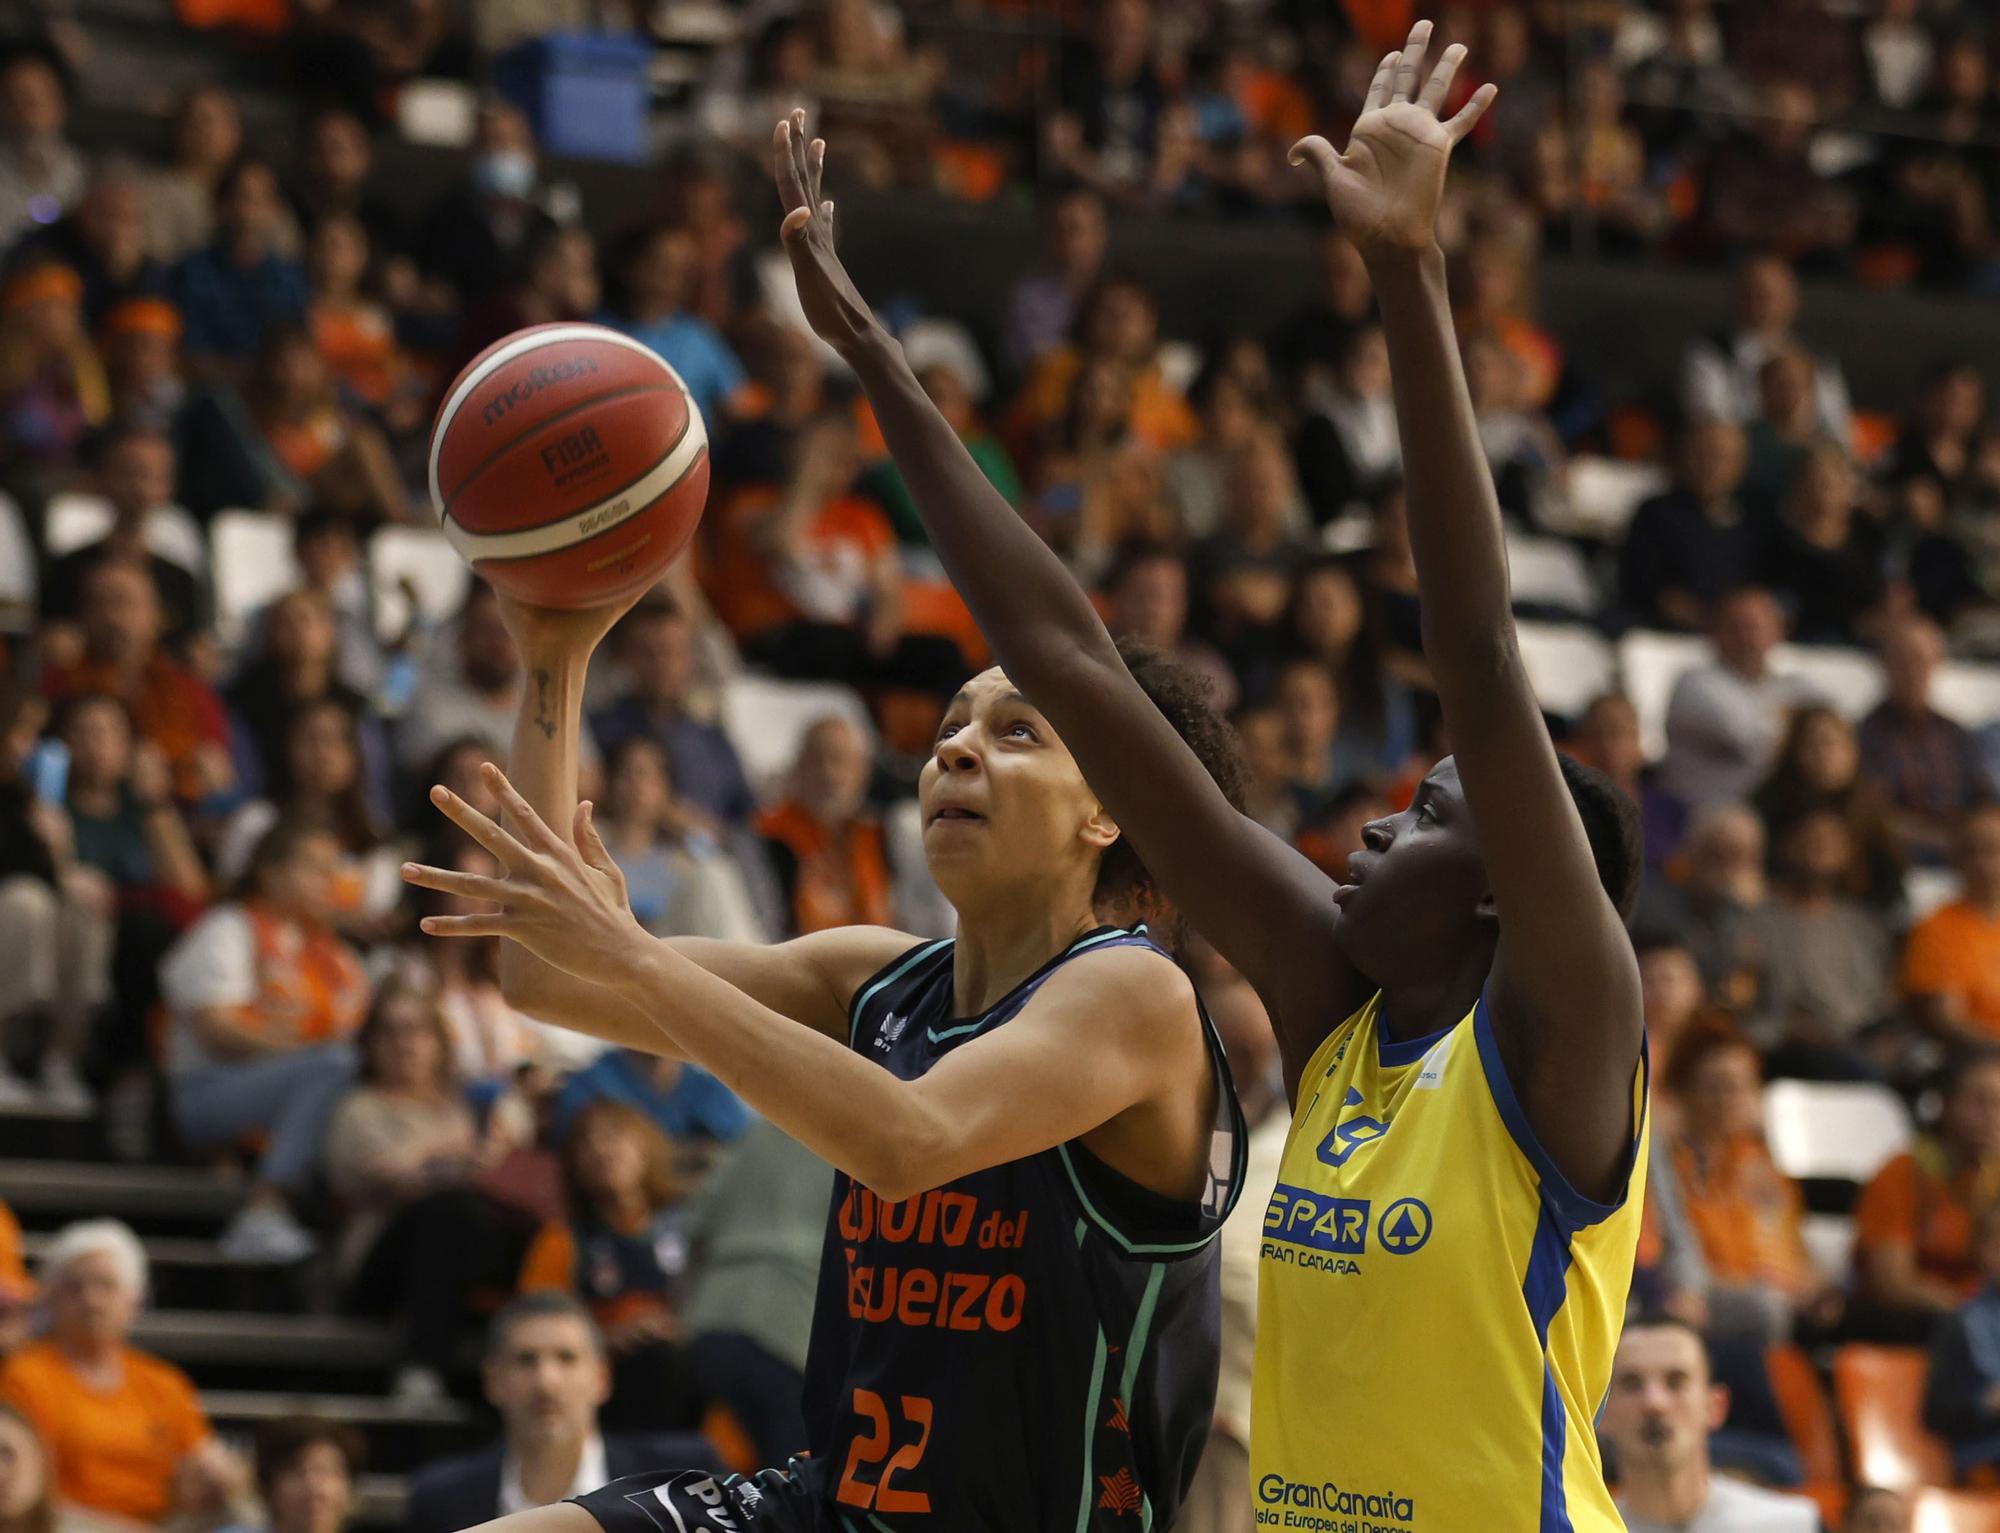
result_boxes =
[534,669,556,740]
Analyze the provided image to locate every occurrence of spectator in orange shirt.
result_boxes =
[0,1221,238,1523]
[1904,805,2000,1048]
[41,561,232,805]
[158,818,366,1263]
[705,415,967,700]
[1855,1050,2000,1336]
[1667,1030,1825,1341]
[0,1202,34,1357]
[1011,275,1197,463]
[756,716,893,936]
[241,327,406,525]
[305,213,413,427]
[519,1102,699,1432]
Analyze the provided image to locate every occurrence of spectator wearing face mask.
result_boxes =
[415,101,555,309]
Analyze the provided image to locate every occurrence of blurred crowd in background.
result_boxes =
[0,0,1997,1531]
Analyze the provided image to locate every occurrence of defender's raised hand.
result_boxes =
[772,112,879,357]
[402,761,648,990]
[1288,20,1494,255]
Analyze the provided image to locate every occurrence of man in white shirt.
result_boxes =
[1603,1316,1819,1533]
[1681,254,1850,445]
[403,1295,720,1533]
[1659,587,1817,809]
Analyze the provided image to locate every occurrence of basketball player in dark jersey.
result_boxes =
[400,594,1246,1532]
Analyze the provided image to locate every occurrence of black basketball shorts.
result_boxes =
[569,1465,826,1533]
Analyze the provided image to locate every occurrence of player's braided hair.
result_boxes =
[1093,638,1246,917]
[1556,753,1643,923]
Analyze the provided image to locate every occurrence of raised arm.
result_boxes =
[486,597,910,1051]
[1293,24,1642,1198]
[769,115,1360,1056]
[406,768,1200,1203]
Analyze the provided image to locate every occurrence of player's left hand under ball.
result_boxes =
[401,761,648,988]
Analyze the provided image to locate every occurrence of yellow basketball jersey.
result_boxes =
[1249,992,1647,1533]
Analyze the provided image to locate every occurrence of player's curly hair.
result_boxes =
[1556,753,1644,923]
[1093,638,1246,920]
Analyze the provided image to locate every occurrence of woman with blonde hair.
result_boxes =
[0,1222,237,1525]
[519,1102,700,1431]
[0,263,107,473]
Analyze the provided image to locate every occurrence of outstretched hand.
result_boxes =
[402,761,648,991]
[771,111,880,357]
[1289,20,1494,256]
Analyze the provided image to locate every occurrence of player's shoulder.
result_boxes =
[1033,939,1198,1029]
[1704,1474,1820,1532]
[789,924,942,1001]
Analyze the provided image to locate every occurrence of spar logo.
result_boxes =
[1255,1475,1415,1532]
[481,355,602,425]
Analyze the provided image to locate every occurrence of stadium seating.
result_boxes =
[0,493,35,631]
[368,525,473,643]
[42,492,208,576]
[1543,457,1667,543]
[1504,532,1601,619]
[1515,622,1617,723]
[1834,1347,1954,1492]
[719,675,877,792]
[1915,1489,2000,1533]
[209,510,302,648]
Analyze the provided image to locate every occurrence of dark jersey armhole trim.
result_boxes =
[845,939,954,1049]
[1472,991,1648,1233]
[1058,985,1249,1260]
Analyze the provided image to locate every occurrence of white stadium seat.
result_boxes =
[1764,1079,1912,1186]
[1905,868,1963,925]
[1774,643,1882,718]
[1545,457,1667,542]
[1934,661,2000,730]
[1616,629,1710,761]
[1505,532,1600,617]
[0,492,35,629]
[370,526,472,642]
[43,492,208,576]
[1515,622,1617,723]
[209,511,301,649]
[719,675,875,794]
[1801,1213,1858,1287]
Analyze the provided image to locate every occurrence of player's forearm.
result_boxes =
[614,936,934,1199]
[497,643,687,1057]
[1367,245,1515,666]
[846,326,1118,679]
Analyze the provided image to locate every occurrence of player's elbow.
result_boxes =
[852,1105,954,1206]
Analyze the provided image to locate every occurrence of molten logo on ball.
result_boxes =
[481,356,603,426]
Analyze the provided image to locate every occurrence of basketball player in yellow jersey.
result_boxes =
[772,19,1645,1531]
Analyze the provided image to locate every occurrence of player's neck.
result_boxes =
[1374,940,1491,1044]
[950,897,1104,1020]
[1618,1454,1711,1525]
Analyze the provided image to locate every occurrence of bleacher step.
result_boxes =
[0,1161,241,1226]
[134,1311,396,1371]
[203,1390,471,1428]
